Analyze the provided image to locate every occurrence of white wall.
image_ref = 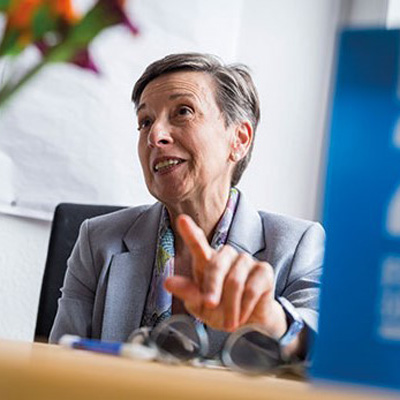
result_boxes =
[0,0,341,341]
[387,0,400,26]
[0,215,51,340]
[236,0,340,219]
[344,0,388,26]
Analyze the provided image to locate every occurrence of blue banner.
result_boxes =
[312,29,400,389]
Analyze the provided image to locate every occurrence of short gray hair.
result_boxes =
[132,53,260,186]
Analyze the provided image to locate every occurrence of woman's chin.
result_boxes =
[149,184,190,206]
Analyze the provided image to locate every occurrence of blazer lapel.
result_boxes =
[227,191,265,256]
[101,202,163,341]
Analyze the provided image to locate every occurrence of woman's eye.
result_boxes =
[137,118,152,131]
[176,106,193,117]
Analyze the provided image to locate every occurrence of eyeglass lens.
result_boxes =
[151,318,205,361]
[223,330,284,374]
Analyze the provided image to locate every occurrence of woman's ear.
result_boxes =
[230,120,253,162]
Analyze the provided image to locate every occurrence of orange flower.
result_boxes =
[3,0,79,50]
[50,0,79,24]
[7,0,78,30]
[7,0,43,30]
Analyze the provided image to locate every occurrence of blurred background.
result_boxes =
[0,0,397,341]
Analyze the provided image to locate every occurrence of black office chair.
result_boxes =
[34,203,126,342]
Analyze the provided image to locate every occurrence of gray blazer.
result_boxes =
[49,193,325,356]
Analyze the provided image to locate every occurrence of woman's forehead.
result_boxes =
[139,71,217,108]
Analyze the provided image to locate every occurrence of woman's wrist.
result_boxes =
[247,298,288,339]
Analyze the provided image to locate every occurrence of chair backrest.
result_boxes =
[34,203,126,342]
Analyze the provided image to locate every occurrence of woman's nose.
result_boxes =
[147,120,173,147]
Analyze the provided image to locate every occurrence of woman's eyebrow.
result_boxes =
[137,103,146,114]
[137,93,195,114]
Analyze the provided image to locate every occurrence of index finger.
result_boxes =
[176,214,213,263]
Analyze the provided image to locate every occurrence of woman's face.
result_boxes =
[137,71,237,205]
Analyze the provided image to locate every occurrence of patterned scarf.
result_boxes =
[141,187,239,328]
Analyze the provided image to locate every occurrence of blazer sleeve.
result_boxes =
[280,222,325,335]
[49,219,97,343]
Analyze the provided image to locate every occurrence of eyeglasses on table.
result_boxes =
[60,314,305,377]
[127,314,305,376]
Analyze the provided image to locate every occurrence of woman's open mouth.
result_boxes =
[153,158,185,174]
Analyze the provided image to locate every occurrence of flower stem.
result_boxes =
[0,59,47,109]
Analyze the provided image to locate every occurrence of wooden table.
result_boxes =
[0,340,398,400]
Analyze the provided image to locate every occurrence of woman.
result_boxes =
[50,53,324,359]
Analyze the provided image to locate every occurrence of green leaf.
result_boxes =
[0,29,24,56]
[67,2,119,47]
[39,2,118,65]
[0,0,11,12]
[32,4,57,40]
[43,41,76,63]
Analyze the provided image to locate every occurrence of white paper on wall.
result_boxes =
[0,0,243,220]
